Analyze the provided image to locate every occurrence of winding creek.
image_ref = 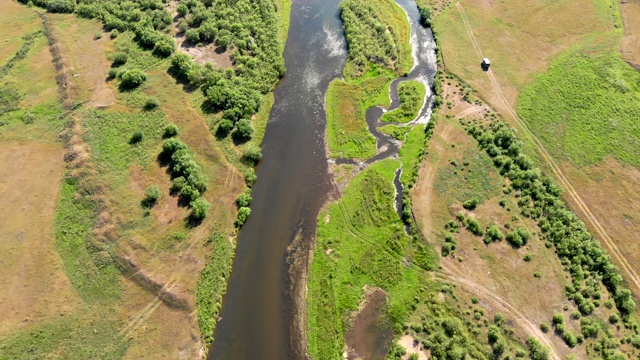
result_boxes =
[208,0,437,358]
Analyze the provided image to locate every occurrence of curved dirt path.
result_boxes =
[438,264,560,360]
[455,3,640,295]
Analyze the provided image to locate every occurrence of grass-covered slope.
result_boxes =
[518,51,640,168]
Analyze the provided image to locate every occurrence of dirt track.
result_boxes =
[455,2,640,297]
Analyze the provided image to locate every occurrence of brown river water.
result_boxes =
[208,0,436,358]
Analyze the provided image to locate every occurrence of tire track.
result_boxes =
[455,3,640,295]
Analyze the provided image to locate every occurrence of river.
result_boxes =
[208,0,436,358]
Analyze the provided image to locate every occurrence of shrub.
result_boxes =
[540,323,550,333]
[484,224,504,243]
[108,68,120,79]
[232,119,254,141]
[177,3,188,17]
[465,218,483,236]
[144,97,160,110]
[190,198,210,220]
[235,189,252,208]
[186,28,200,43]
[110,29,119,39]
[120,69,147,89]
[216,119,234,138]
[243,145,263,165]
[163,124,180,138]
[112,52,128,67]
[171,176,186,192]
[236,207,251,227]
[143,185,161,207]
[526,337,549,360]
[129,130,143,144]
[552,313,565,325]
[153,38,175,57]
[463,198,479,210]
[506,227,530,248]
[94,31,102,40]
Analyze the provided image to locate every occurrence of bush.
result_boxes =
[235,189,252,208]
[243,145,263,165]
[153,38,175,57]
[108,68,120,79]
[177,3,188,17]
[190,198,210,220]
[506,227,531,248]
[552,313,565,325]
[484,224,504,243]
[163,124,180,138]
[120,69,147,89]
[236,207,251,227]
[142,185,161,207]
[112,52,128,67]
[540,323,550,333]
[216,119,234,138]
[232,119,254,141]
[144,97,160,110]
[129,130,143,144]
[465,218,483,236]
[110,29,119,39]
[463,198,479,210]
[186,28,200,43]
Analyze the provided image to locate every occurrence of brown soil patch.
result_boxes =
[0,142,79,338]
[344,287,393,360]
[175,38,235,68]
[47,14,115,107]
[620,0,640,70]
[397,335,428,360]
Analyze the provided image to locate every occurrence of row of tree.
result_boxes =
[463,118,638,347]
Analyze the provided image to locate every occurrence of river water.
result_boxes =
[208,0,436,358]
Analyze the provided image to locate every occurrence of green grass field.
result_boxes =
[381,81,426,123]
[307,159,437,359]
[517,50,640,168]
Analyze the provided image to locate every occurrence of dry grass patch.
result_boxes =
[620,0,640,69]
[435,0,616,109]
[47,13,115,107]
[0,142,78,338]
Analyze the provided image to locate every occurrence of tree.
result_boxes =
[236,207,251,227]
[185,28,200,43]
[216,119,234,138]
[120,69,147,89]
[190,198,210,220]
[153,37,175,57]
[232,119,254,141]
[243,145,263,165]
[176,3,188,17]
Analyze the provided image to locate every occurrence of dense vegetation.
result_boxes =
[518,51,640,167]
[463,117,640,358]
[340,0,411,79]
[325,0,413,159]
[381,81,426,123]
[307,159,437,359]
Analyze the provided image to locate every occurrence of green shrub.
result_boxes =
[190,198,210,220]
[129,130,143,144]
[236,207,251,227]
[232,119,254,142]
[142,185,161,207]
[235,189,252,208]
[110,29,119,39]
[243,145,263,165]
[186,28,200,43]
[120,69,147,89]
[465,218,483,236]
[163,124,180,138]
[112,52,128,67]
[463,198,479,210]
[153,38,175,57]
[484,224,504,243]
[144,97,160,110]
[540,323,550,333]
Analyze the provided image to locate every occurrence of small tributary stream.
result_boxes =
[208,0,436,359]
